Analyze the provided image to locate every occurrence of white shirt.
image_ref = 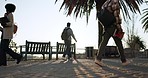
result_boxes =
[2,13,14,39]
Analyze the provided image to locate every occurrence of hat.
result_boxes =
[5,3,16,12]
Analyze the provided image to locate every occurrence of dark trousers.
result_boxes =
[96,26,126,63]
[0,39,21,65]
[63,40,71,59]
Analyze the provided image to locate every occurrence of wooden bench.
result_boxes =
[50,42,76,60]
[20,40,51,60]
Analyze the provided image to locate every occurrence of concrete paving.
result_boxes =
[0,58,148,78]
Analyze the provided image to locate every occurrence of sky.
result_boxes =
[0,0,148,52]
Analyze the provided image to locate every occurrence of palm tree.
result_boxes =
[124,11,146,57]
[55,0,144,47]
[55,0,143,19]
[132,35,145,50]
[126,34,146,57]
[141,1,148,32]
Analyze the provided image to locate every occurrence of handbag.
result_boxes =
[13,24,18,34]
[0,13,11,27]
[0,16,9,23]
[113,29,124,39]
[97,8,116,28]
[0,16,10,27]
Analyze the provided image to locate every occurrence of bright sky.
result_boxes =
[0,0,148,50]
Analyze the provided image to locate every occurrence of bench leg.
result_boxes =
[24,53,27,61]
[43,54,45,60]
[49,52,52,60]
[74,52,76,59]
[48,53,50,60]
[56,53,58,60]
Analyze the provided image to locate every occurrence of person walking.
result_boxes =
[0,3,22,66]
[95,0,129,66]
[61,22,77,60]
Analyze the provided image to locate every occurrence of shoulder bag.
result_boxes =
[97,0,116,28]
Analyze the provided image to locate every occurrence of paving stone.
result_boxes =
[0,58,148,78]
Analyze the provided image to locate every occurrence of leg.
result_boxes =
[95,30,111,66]
[95,26,116,66]
[62,40,67,58]
[67,42,71,59]
[96,27,114,61]
[98,22,104,46]
[64,40,71,59]
[2,39,22,64]
[0,39,7,66]
[0,49,7,66]
[113,37,126,63]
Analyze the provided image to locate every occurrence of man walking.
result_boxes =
[61,22,77,60]
[95,0,129,66]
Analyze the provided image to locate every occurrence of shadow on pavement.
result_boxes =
[0,59,147,78]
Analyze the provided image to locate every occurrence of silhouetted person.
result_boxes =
[95,0,129,66]
[62,22,77,61]
[0,3,22,66]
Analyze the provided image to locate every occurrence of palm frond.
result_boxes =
[140,6,148,32]
[55,0,144,22]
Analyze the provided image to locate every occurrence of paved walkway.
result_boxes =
[0,58,148,78]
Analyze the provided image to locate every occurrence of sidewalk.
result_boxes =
[0,58,148,78]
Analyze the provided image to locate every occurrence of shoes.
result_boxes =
[122,61,130,66]
[16,56,22,64]
[68,58,74,61]
[62,57,67,61]
[94,60,105,67]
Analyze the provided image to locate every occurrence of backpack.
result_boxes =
[61,28,70,40]
[13,24,18,34]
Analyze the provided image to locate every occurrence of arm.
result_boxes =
[69,29,77,42]
[112,0,122,32]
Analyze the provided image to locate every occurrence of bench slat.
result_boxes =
[20,40,51,60]
[50,42,76,60]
